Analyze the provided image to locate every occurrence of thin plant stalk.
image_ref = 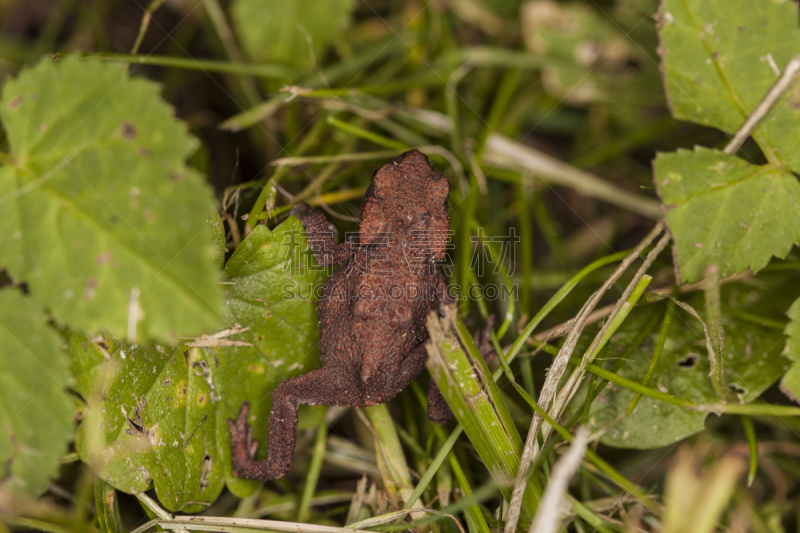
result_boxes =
[457,175,480,318]
[270,151,400,167]
[201,0,260,106]
[506,379,654,507]
[245,116,329,229]
[528,428,589,533]
[430,425,492,533]
[326,116,408,151]
[363,405,416,505]
[403,383,490,532]
[533,191,571,271]
[723,54,800,156]
[533,275,653,464]
[60,52,299,80]
[468,220,515,337]
[130,0,166,54]
[482,134,663,219]
[501,249,634,366]
[475,68,522,157]
[503,224,665,533]
[518,180,534,317]
[565,495,616,533]
[704,264,728,400]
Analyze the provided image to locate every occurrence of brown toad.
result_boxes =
[229,149,458,480]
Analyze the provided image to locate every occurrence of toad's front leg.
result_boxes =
[291,203,352,267]
[228,366,361,480]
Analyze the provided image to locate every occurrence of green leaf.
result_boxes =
[655,0,800,283]
[71,218,325,511]
[219,217,325,497]
[0,57,222,344]
[654,148,800,282]
[70,335,223,513]
[572,279,792,449]
[0,288,73,495]
[658,0,800,171]
[232,0,354,68]
[207,210,226,271]
[780,296,800,403]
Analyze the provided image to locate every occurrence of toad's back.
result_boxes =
[228,150,452,482]
[317,150,450,383]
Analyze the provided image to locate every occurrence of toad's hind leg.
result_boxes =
[362,343,430,407]
[229,366,360,480]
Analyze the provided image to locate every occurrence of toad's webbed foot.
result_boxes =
[229,367,366,480]
[427,380,453,424]
[228,386,301,481]
[228,402,278,480]
[475,315,498,368]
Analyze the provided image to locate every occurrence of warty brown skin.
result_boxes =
[228,150,457,480]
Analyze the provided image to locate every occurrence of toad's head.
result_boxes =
[359,150,450,261]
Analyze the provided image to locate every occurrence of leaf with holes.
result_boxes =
[71,217,325,511]
[232,0,354,68]
[0,57,222,344]
[569,274,793,449]
[654,0,800,283]
[0,288,74,496]
[655,148,800,283]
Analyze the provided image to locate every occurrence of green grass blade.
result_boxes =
[297,406,330,522]
[58,52,301,79]
[426,307,542,527]
[364,405,415,504]
[401,427,463,513]
[741,416,758,487]
[95,479,123,533]
[508,380,655,508]
[326,116,409,151]
[502,249,632,367]
[627,301,674,414]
